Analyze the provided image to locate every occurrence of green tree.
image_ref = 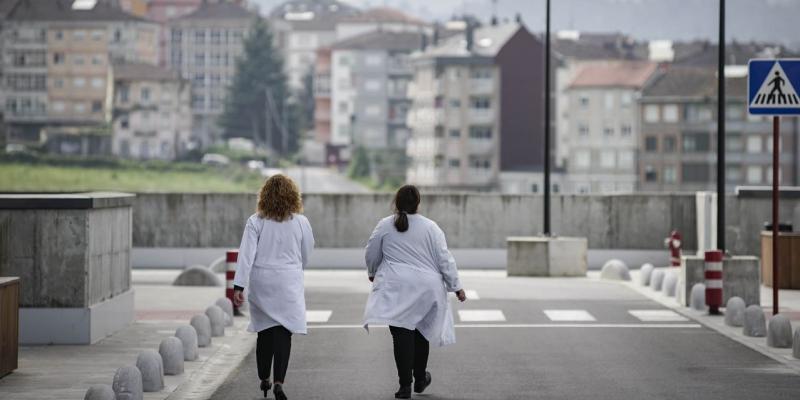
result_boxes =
[219,18,290,155]
[348,146,371,179]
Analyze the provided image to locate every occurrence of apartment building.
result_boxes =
[564,61,658,193]
[167,0,253,148]
[405,22,544,191]
[335,7,430,42]
[111,62,192,160]
[269,0,357,91]
[638,66,799,192]
[145,0,203,66]
[1,0,158,145]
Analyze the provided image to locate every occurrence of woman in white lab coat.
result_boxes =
[232,174,314,400]
[363,185,467,399]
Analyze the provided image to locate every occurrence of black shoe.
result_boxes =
[260,380,271,398]
[274,383,288,400]
[414,372,432,393]
[395,385,411,399]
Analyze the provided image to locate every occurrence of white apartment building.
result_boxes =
[167,0,252,148]
[111,62,192,160]
[563,61,657,193]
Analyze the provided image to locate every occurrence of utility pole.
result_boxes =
[543,0,552,236]
[717,0,726,252]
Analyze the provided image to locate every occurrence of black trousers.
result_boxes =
[257,326,292,382]
[389,326,430,387]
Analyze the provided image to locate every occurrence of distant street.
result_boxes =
[262,166,371,194]
[211,272,800,400]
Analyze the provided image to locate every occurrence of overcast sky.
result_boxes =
[252,0,800,49]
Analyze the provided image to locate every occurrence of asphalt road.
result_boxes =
[211,272,800,400]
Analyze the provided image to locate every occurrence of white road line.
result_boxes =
[458,309,506,322]
[309,323,702,329]
[628,309,689,322]
[307,310,333,323]
[544,309,597,322]
[465,290,480,300]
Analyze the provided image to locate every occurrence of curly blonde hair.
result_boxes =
[257,174,303,222]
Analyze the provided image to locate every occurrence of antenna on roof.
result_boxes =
[491,0,498,26]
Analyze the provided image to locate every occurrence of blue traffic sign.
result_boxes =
[748,59,800,115]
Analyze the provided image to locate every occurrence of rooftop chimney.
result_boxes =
[465,21,474,52]
[421,33,428,51]
[515,12,522,24]
[432,23,440,46]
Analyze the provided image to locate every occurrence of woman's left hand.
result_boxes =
[455,289,467,302]
[232,290,245,307]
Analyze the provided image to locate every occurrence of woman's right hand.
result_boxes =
[233,290,245,307]
[455,289,467,302]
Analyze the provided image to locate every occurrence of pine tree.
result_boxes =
[218,18,290,154]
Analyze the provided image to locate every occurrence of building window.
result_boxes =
[726,165,742,183]
[575,150,590,168]
[91,30,103,41]
[91,78,104,88]
[114,29,122,42]
[91,56,102,65]
[141,87,150,101]
[449,129,461,138]
[600,151,616,168]
[121,117,129,129]
[644,104,660,123]
[663,136,677,152]
[727,104,744,120]
[645,136,658,152]
[686,104,713,122]
[448,159,461,168]
[621,92,632,107]
[531,184,539,193]
[470,68,492,79]
[74,56,85,65]
[578,124,589,136]
[73,30,86,40]
[620,124,632,136]
[55,30,63,40]
[469,126,492,139]
[171,29,182,43]
[52,101,65,112]
[338,55,350,66]
[553,184,560,193]
[604,93,614,110]
[603,126,614,136]
[645,165,658,182]
[470,97,491,109]
[664,165,677,183]
[468,156,491,169]
[434,126,444,138]
[449,99,461,108]
[54,78,64,88]
[618,151,634,169]
[194,53,205,66]
[434,154,444,168]
[194,30,205,44]
[365,54,382,66]
[91,101,102,112]
[682,163,710,183]
[683,132,710,152]
[193,73,205,87]
[726,134,743,152]
[53,52,64,64]
[365,105,381,117]
[663,104,679,122]
[210,29,221,44]
[746,136,762,153]
[579,95,589,108]
[365,79,381,92]
[74,77,86,88]
[74,102,87,113]
[746,166,762,183]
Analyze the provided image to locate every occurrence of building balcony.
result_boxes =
[468,109,495,124]
[469,78,493,94]
[467,138,494,155]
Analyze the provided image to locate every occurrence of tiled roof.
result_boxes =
[421,22,522,59]
[641,66,747,99]
[674,41,787,67]
[553,32,640,61]
[569,61,658,89]
[176,0,254,20]
[113,62,181,81]
[331,31,423,51]
[6,0,151,22]
[339,7,428,26]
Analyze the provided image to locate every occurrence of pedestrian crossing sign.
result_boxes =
[748,59,800,115]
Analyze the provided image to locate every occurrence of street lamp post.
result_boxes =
[717,0,726,252]
[543,0,552,236]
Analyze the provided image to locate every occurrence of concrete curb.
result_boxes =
[614,272,800,375]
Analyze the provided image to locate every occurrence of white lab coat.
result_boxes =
[234,213,314,335]
[363,214,462,347]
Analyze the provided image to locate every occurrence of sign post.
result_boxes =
[748,58,800,315]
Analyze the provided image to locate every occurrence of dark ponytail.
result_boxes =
[393,185,420,232]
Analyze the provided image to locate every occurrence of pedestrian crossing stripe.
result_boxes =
[748,59,800,115]
[628,309,688,322]
[465,290,480,300]
[543,310,596,322]
[458,309,506,322]
[307,310,332,323]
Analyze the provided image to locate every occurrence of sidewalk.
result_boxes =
[0,270,255,400]
[615,269,800,374]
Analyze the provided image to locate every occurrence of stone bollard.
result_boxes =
[206,305,226,337]
[743,305,767,337]
[136,350,165,392]
[216,297,235,327]
[639,263,654,286]
[159,336,185,375]
[793,329,800,359]
[690,283,707,311]
[175,325,199,360]
[600,259,631,281]
[84,384,115,400]
[190,314,212,347]
[767,314,793,348]
[650,269,665,291]
[112,365,143,400]
[724,297,746,327]
[662,270,678,297]
[173,265,221,287]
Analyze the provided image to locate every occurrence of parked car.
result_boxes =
[201,153,230,166]
[246,160,265,170]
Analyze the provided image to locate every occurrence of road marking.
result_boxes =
[458,309,506,322]
[309,323,701,329]
[544,309,597,322]
[465,290,480,300]
[307,310,333,323]
[628,309,689,322]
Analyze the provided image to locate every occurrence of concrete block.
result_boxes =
[690,283,707,311]
[679,256,704,307]
[662,270,678,297]
[600,259,631,281]
[173,265,221,287]
[506,236,587,277]
[725,297,746,327]
[723,256,760,306]
[767,314,793,348]
[743,305,767,337]
[136,350,164,392]
[84,384,115,400]
[639,263,654,286]
[190,314,212,347]
[215,297,234,321]
[650,269,665,291]
[159,337,184,375]
[175,325,199,361]
[112,365,143,400]
[205,305,226,337]
[793,329,800,359]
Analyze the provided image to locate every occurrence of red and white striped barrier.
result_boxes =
[705,250,723,315]
[226,250,240,315]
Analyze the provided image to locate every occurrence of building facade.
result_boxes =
[563,61,657,193]
[111,62,192,160]
[638,66,799,192]
[145,0,203,66]
[167,0,252,148]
